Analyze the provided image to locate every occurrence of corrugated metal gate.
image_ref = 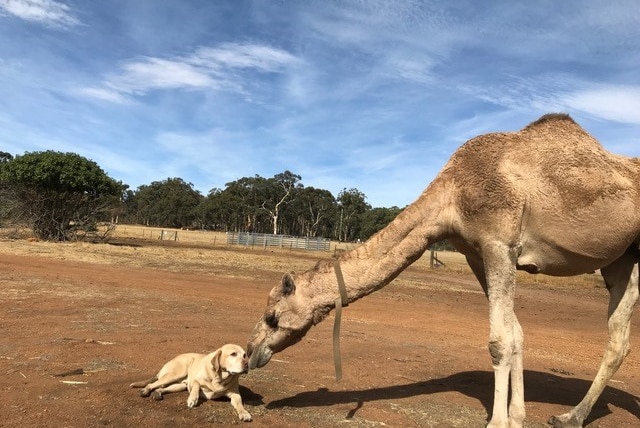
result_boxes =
[226,232,330,251]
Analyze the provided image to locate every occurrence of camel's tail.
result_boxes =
[129,375,157,388]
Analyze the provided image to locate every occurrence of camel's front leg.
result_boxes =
[481,243,525,428]
[549,250,639,428]
[508,318,525,424]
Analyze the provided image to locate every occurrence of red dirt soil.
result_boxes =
[1,250,638,427]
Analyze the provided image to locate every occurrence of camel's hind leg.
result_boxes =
[549,247,639,428]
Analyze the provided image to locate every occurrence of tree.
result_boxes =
[359,206,403,240]
[261,171,301,234]
[336,188,371,241]
[197,187,223,230]
[133,178,203,228]
[0,151,13,163]
[288,186,336,237]
[0,151,15,222]
[222,175,270,232]
[0,151,125,241]
[118,189,138,224]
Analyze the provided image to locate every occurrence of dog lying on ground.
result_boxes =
[130,343,252,422]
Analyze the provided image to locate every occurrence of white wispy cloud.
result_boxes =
[77,87,131,104]
[466,76,640,126]
[560,85,640,125]
[193,43,299,72]
[0,0,78,28]
[384,55,435,84]
[80,43,299,102]
[109,57,218,94]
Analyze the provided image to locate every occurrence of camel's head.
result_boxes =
[247,272,317,369]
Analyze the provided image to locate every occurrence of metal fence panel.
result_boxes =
[226,232,330,251]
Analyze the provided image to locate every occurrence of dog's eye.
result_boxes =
[230,352,237,357]
[265,312,278,329]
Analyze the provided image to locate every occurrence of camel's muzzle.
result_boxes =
[248,341,272,369]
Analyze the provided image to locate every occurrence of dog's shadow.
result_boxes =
[236,385,265,406]
[266,370,640,425]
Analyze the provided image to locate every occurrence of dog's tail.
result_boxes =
[129,376,157,388]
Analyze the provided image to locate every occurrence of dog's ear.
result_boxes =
[211,349,222,374]
[281,273,296,296]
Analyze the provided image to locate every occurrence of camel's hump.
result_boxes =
[522,113,576,131]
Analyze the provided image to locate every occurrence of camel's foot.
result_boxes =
[486,417,523,428]
[548,412,583,428]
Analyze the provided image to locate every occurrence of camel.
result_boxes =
[246,113,640,428]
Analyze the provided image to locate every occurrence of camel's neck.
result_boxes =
[303,175,453,310]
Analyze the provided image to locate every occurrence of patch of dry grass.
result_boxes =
[0,225,603,291]
[0,226,325,281]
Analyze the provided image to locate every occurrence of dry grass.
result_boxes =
[112,224,227,246]
[0,225,603,291]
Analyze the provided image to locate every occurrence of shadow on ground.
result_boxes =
[267,370,640,425]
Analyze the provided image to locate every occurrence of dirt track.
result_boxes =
[0,242,639,427]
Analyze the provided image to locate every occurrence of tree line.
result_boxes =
[121,172,404,241]
[0,150,404,242]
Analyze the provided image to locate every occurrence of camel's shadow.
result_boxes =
[266,370,639,425]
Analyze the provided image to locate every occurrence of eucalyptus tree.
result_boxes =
[288,186,337,237]
[358,206,403,240]
[221,175,270,232]
[261,170,301,235]
[134,178,203,228]
[336,188,371,242]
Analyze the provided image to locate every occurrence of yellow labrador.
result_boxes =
[130,343,251,422]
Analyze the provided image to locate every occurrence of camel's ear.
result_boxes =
[211,349,222,373]
[281,273,296,296]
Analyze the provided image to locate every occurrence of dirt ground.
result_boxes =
[0,237,638,427]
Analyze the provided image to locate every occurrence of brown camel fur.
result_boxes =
[247,113,640,428]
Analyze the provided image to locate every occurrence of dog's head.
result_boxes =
[212,344,249,376]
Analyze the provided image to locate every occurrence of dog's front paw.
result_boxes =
[151,391,163,401]
[140,388,151,398]
[187,397,198,408]
[238,410,252,422]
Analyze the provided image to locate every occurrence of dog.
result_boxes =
[130,343,252,422]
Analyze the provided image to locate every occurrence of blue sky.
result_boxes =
[1,0,639,208]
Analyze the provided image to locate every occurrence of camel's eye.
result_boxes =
[265,312,279,329]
